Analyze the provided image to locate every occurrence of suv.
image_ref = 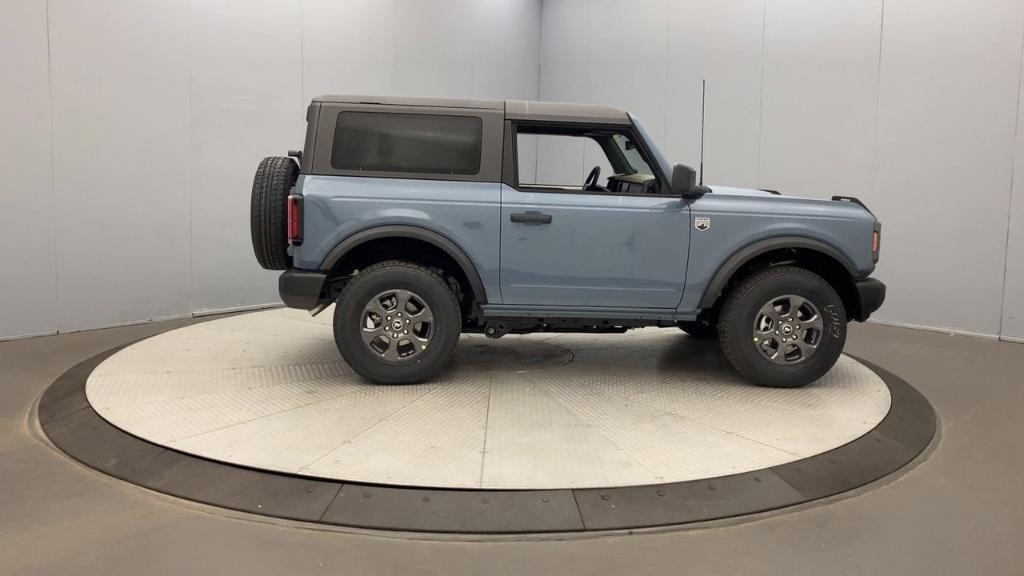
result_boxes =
[250,95,885,388]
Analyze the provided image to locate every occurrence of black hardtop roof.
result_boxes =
[312,95,631,125]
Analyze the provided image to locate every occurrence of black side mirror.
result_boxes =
[667,163,708,199]
[671,164,695,191]
[671,164,706,199]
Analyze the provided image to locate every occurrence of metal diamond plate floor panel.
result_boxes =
[85,308,891,489]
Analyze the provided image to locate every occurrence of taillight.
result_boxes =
[287,195,303,245]
[871,223,881,262]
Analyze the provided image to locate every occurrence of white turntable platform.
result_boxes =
[85,308,890,490]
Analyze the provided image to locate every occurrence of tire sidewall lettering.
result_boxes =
[824,303,843,338]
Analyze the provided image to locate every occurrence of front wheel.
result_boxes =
[718,266,846,388]
[334,261,461,384]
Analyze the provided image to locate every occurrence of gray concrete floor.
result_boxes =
[1,318,1022,576]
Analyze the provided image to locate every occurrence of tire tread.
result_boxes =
[718,265,844,388]
[250,156,297,270]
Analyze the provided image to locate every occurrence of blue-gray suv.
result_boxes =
[251,95,885,388]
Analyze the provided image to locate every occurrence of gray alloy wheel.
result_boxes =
[334,260,461,385]
[711,267,845,388]
[752,294,824,365]
[360,289,434,361]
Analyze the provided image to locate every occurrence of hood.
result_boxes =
[705,185,877,222]
[709,185,780,197]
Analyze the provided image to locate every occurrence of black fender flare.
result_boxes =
[698,236,859,309]
[320,225,488,304]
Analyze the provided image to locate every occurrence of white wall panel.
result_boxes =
[538,0,671,184]
[301,0,400,98]
[471,0,542,101]
[1001,43,1024,342]
[48,0,192,332]
[10,0,1023,338]
[390,1,476,98]
[590,0,670,143]
[188,0,303,313]
[3,0,541,338]
[536,0,593,182]
[664,0,765,188]
[538,0,591,104]
[758,0,882,199]
[870,0,1023,335]
[0,0,57,339]
[302,0,542,184]
[540,0,764,187]
[303,0,540,103]
[540,0,1024,338]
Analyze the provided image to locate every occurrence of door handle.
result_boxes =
[510,212,553,224]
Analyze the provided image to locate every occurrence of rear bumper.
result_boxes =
[852,277,886,321]
[279,270,327,310]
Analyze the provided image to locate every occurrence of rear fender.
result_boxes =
[320,225,489,305]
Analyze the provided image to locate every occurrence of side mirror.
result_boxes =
[671,164,707,199]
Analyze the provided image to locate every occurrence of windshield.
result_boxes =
[628,113,671,178]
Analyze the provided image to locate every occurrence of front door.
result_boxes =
[499,123,690,309]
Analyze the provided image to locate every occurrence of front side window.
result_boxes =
[515,125,661,194]
[331,112,482,175]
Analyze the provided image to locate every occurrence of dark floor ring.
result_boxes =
[38,340,936,534]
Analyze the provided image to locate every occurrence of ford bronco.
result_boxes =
[250,95,885,388]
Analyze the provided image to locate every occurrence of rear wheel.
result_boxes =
[718,266,846,388]
[334,261,461,384]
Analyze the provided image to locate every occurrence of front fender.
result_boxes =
[696,235,859,309]
[677,193,877,313]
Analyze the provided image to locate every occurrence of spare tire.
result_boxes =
[250,156,298,270]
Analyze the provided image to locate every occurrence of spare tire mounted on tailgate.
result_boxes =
[250,156,298,270]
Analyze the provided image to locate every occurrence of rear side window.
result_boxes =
[331,112,482,175]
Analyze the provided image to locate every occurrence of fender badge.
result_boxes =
[695,217,711,231]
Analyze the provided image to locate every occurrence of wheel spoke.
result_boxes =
[766,337,788,365]
[361,326,384,346]
[792,336,817,360]
[757,301,782,333]
[395,289,412,313]
[803,314,824,332]
[381,338,402,361]
[785,295,808,318]
[798,335,818,350]
[366,299,388,319]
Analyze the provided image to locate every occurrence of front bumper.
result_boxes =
[279,270,327,310]
[852,277,886,321]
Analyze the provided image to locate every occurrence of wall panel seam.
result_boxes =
[754,0,767,187]
[44,0,60,334]
[187,0,195,315]
[300,0,306,112]
[868,0,886,197]
[997,19,1024,338]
